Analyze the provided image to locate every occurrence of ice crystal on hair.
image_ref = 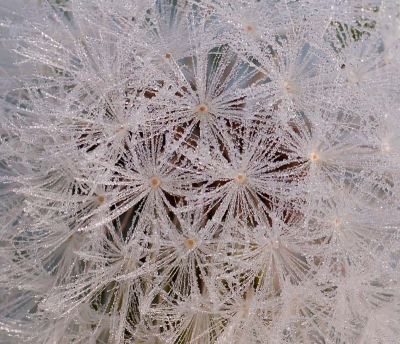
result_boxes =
[1,0,400,343]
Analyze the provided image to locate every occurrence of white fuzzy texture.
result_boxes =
[1,0,400,343]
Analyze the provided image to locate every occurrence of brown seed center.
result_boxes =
[234,172,246,184]
[149,177,161,188]
[311,152,318,161]
[185,237,196,248]
[283,81,292,92]
[382,143,390,152]
[197,104,208,114]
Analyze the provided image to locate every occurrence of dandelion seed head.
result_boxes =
[2,1,400,343]
[234,172,246,184]
[382,142,391,152]
[310,152,319,161]
[333,217,342,227]
[246,24,254,32]
[283,80,293,93]
[184,237,196,249]
[196,104,209,115]
[149,177,161,188]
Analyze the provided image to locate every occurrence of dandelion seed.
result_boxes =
[310,152,319,161]
[196,104,209,115]
[184,237,196,249]
[149,177,161,188]
[234,172,246,184]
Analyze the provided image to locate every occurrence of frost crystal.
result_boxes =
[1,0,400,343]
